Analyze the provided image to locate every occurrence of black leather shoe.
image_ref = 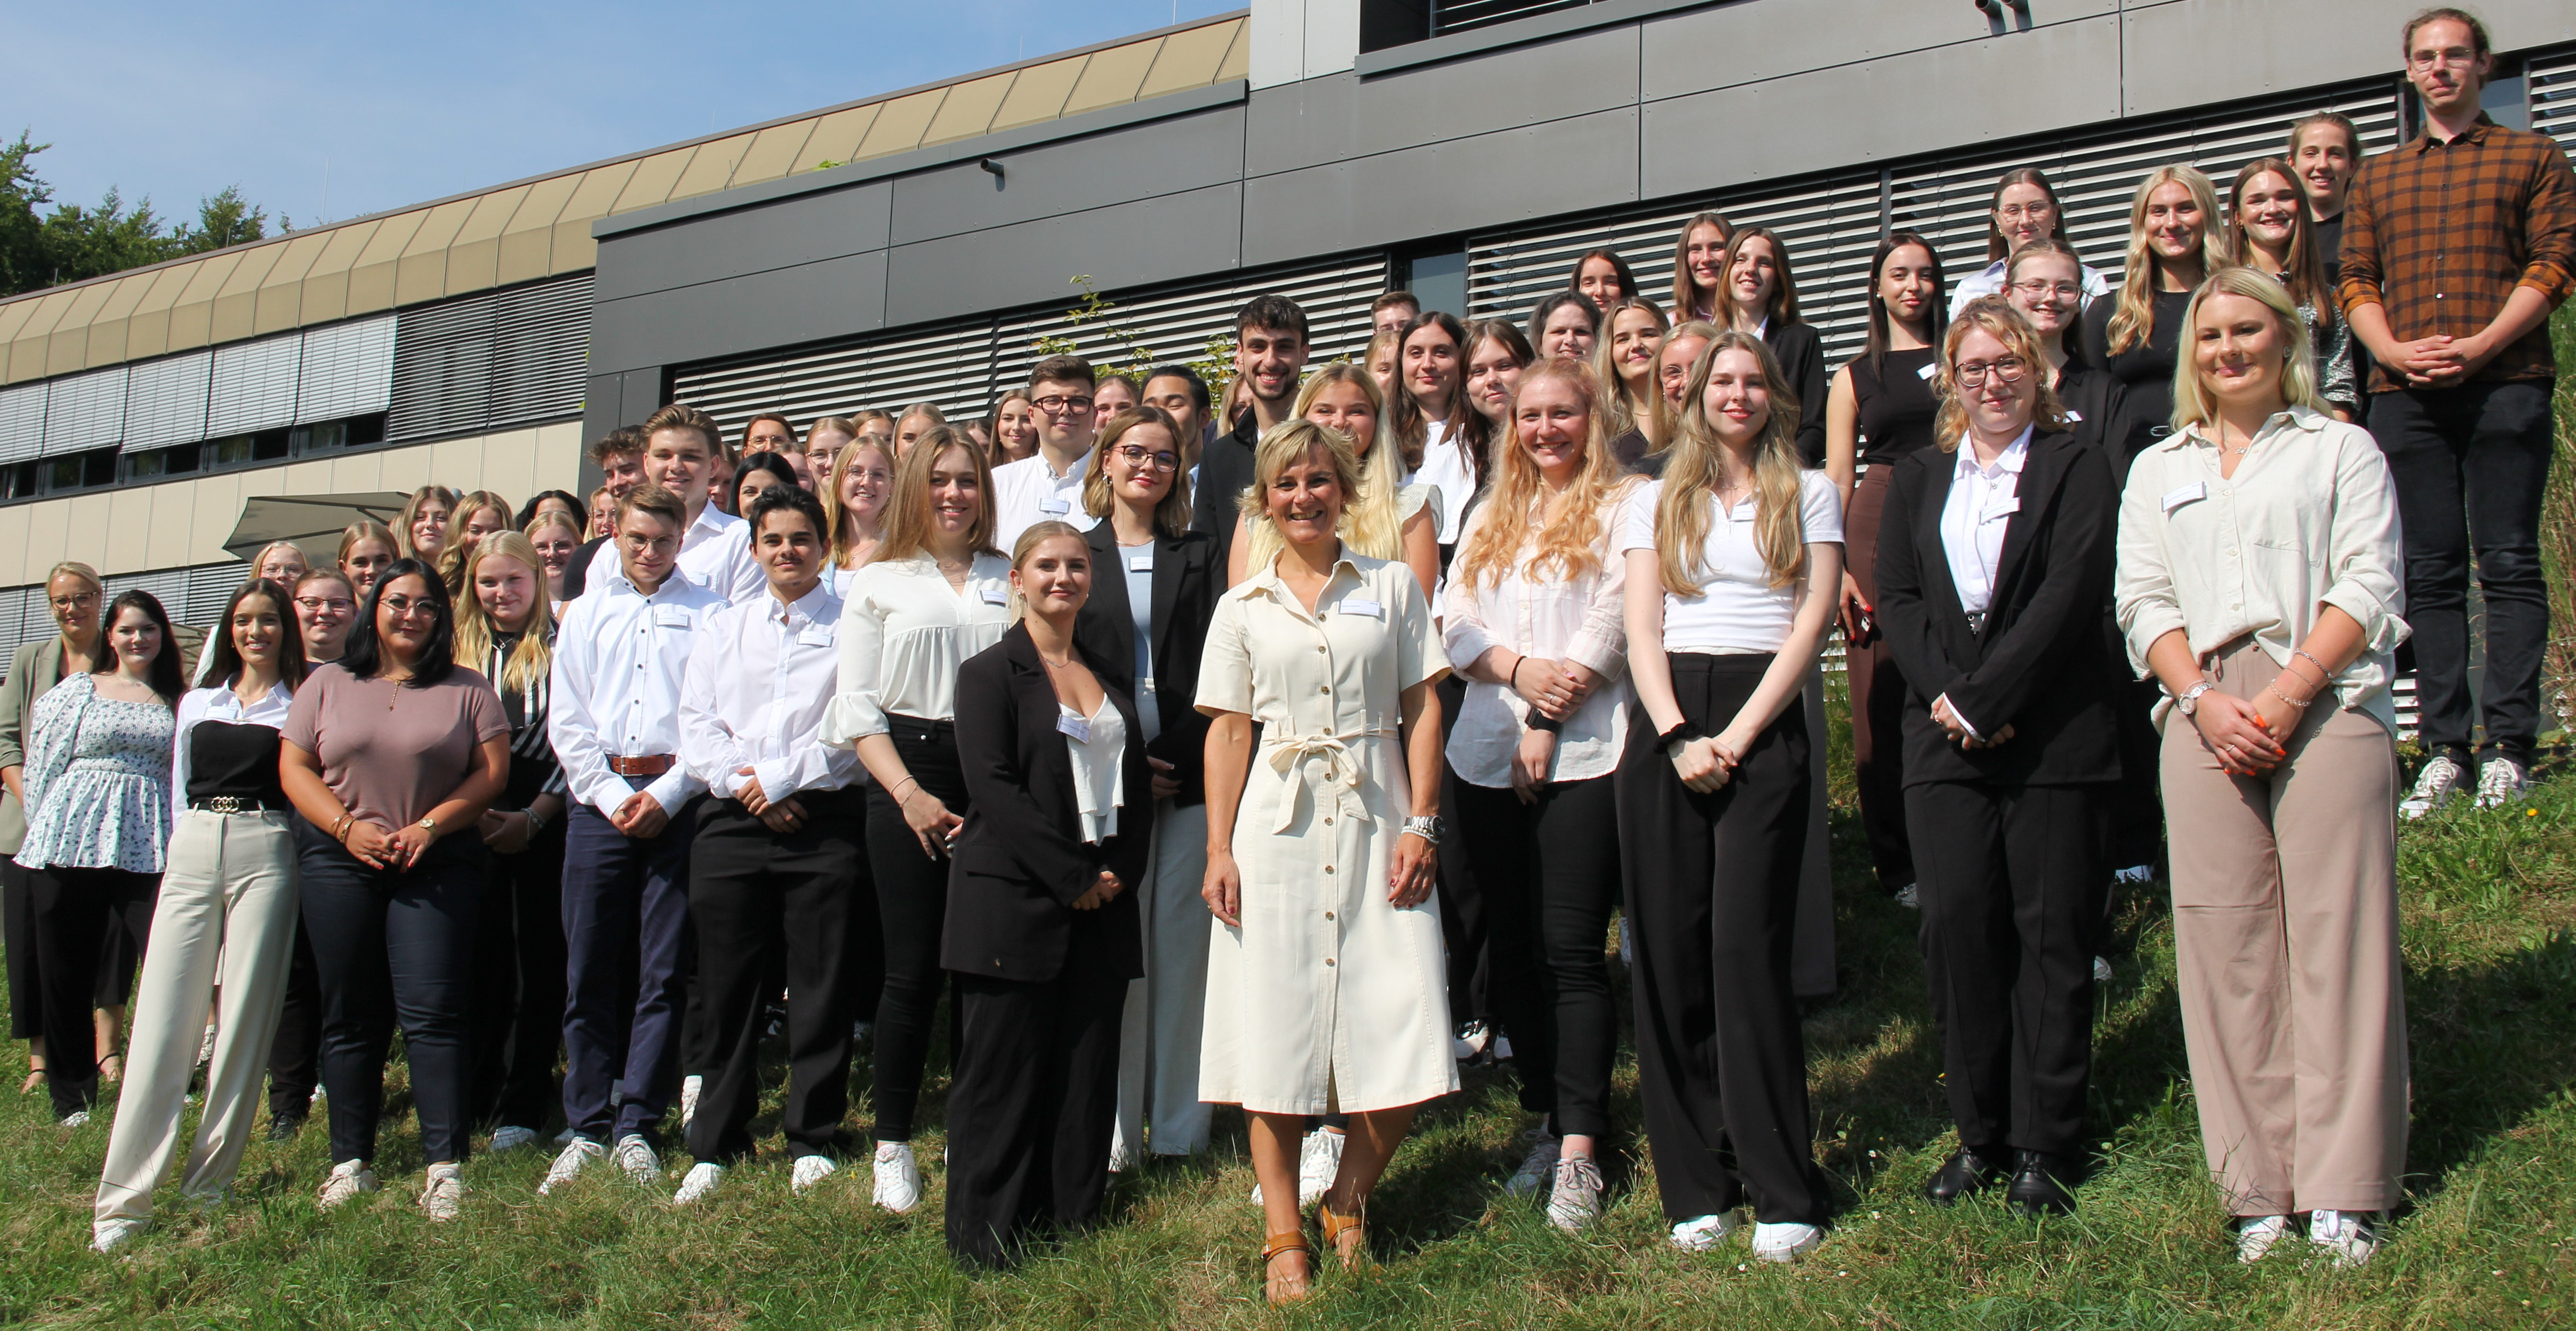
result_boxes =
[2006,1150,2077,1216]
[1923,1147,2006,1204]
[266,1113,306,1143]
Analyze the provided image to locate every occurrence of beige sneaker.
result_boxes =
[418,1163,464,1222]
[316,1159,378,1211]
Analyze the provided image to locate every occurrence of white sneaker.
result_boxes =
[2236,1213,2292,1264]
[2093,956,2115,984]
[553,1126,577,1147]
[2111,863,2157,886]
[1298,1128,1344,1208]
[1669,1211,1743,1252]
[2402,754,2466,819]
[1452,1020,1491,1062]
[673,1161,726,1204]
[1546,1156,1605,1233]
[91,1217,145,1253]
[2476,757,2529,810]
[488,1125,538,1153]
[678,1075,702,1131]
[872,1141,923,1213]
[1492,1034,1515,1061]
[538,1137,604,1195]
[197,1024,217,1067]
[59,1110,90,1128]
[613,1133,662,1183]
[316,1159,378,1211]
[417,1163,464,1222]
[1893,883,1920,909]
[1505,1127,1560,1198]
[792,1154,839,1195]
[1751,1221,1823,1262]
[2308,1209,2378,1267]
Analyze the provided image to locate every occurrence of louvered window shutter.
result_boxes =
[0,382,50,465]
[296,316,396,424]
[122,352,212,451]
[206,335,302,436]
[389,292,498,442]
[39,368,127,457]
[489,276,592,428]
[2532,46,2576,154]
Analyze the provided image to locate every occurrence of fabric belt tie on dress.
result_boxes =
[1259,728,1391,833]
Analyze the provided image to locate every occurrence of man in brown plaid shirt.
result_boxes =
[2340,7,2576,816]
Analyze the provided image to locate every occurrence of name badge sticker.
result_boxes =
[1040,497,1071,515]
[1056,712,1093,742]
[2063,409,2084,422]
[1916,361,1937,380]
[1338,597,1385,620]
[798,624,835,648]
[980,586,1009,606]
[1983,498,2021,522]
[2162,481,2207,514]
[652,605,693,628]
[1128,554,1155,571]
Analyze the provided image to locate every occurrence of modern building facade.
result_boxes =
[0,0,2569,641]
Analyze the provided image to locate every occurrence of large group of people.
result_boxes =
[4,6,2570,1301]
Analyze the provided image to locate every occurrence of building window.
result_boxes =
[121,442,206,482]
[290,413,385,458]
[39,447,120,495]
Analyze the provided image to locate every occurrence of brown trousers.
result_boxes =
[1843,466,1915,892]
[2161,638,2408,1215]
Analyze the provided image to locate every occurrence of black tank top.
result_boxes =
[1850,346,1939,465]
[187,720,287,808]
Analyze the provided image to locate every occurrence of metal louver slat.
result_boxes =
[993,254,1389,392]
[0,383,42,465]
[206,334,302,436]
[388,292,497,442]
[39,367,127,457]
[122,351,211,450]
[848,320,1004,423]
[2533,45,2576,154]
[489,276,592,429]
[295,316,396,424]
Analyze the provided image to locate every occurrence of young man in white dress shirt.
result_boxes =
[581,405,765,605]
[992,356,1101,550]
[668,484,869,1203]
[541,483,729,1193]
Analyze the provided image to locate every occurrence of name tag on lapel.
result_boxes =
[1337,597,1385,620]
[1128,554,1154,571]
[1982,498,2021,523]
[797,624,834,648]
[980,587,1009,606]
[1916,361,1937,380]
[1040,497,1071,515]
[2063,409,2084,422]
[2162,481,2207,514]
[652,605,693,628]
[1056,712,1092,742]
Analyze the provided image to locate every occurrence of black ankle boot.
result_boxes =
[1923,1146,2006,1204]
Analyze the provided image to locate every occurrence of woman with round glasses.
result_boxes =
[2,563,110,1097]
[1949,168,2110,314]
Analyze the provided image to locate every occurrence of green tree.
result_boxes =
[0,130,280,297]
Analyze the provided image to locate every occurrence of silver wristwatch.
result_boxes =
[1401,815,1445,846]
[2176,681,2214,716]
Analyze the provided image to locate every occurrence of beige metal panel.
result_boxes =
[1214,18,1249,82]
[444,184,532,297]
[0,299,37,352]
[296,220,379,325]
[6,289,80,383]
[470,427,539,501]
[427,434,486,486]
[922,72,1016,147]
[550,162,637,276]
[610,149,694,214]
[143,480,200,570]
[1063,38,1160,116]
[209,242,288,346]
[83,275,152,368]
[1138,20,1238,99]
[121,267,195,362]
[164,253,246,355]
[327,448,388,492]
[253,231,333,335]
[799,105,883,167]
[84,318,129,369]
[276,458,337,496]
[58,493,112,571]
[856,89,947,160]
[991,56,1086,133]
[498,173,581,286]
[671,133,756,201]
[48,282,120,375]
[105,485,155,570]
[346,210,427,317]
[186,473,248,571]
[18,501,69,584]
[531,421,584,493]
[729,121,818,187]
[394,198,479,307]
[375,441,433,492]
[0,504,30,585]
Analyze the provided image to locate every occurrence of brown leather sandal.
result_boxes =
[1261,1230,1314,1306]
[1318,1199,1371,1270]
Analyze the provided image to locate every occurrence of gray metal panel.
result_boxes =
[582,373,626,447]
[590,250,889,377]
[1639,16,2123,199]
[621,369,668,422]
[2118,0,2400,120]
[1245,26,1636,176]
[888,106,1246,246]
[38,367,127,456]
[1637,0,2115,102]
[883,185,1244,329]
[594,181,892,301]
[1245,107,1635,265]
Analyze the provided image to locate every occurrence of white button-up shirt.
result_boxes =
[680,581,862,803]
[992,449,1100,551]
[822,553,1015,745]
[580,503,763,606]
[1412,420,1475,544]
[2116,405,2408,728]
[1948,256,2111,318]
[1439,488,1634,787]
[1940,426,2030,619]
[549,566,729,815]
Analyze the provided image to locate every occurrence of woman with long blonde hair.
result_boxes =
[1592,296,1670,466]
[396,486,460,564]
[819,434,897,593]
[1616,329,1840,1262]
[437,491,516,593]
[2083,165,2227,448]
[337,521,399,598]
[1226,362,1440,598]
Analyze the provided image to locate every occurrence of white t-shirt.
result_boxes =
[1412,419,1476,544]
[1617,470,1843,654]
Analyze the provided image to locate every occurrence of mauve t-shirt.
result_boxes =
[283,661,509,830]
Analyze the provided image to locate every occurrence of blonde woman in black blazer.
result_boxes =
[944,521,1154,1269]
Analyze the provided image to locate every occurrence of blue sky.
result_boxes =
[4,1,1239,232]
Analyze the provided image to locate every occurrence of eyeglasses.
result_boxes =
[2407,48,2478,70]
[1995,202,2055,221]
[1953,356,2031,388]
[1031,395,1094,414]
[1113,445,1182,472]
[294,596,355,615]
[49,594,97,611]
[2008,279,2082,299]
[378,595,442,621]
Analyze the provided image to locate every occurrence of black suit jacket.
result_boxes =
[1764,320,1831,468]
[1190,410,1262,567]
[2055,364,2149,481]
[945,624,1151,985]
[558,534,609,600]
[1073,522,1219,806]
[1872,430,2121,788]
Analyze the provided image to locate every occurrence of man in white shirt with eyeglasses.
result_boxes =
[992,356,1103,550]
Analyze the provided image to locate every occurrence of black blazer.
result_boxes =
[1872,430,2122,788]
[1073,522,1220,806]
[945,623,1151,985]
[1190,410,1262,567]
[2055,364,2148,482]
[1763,320,1831,468]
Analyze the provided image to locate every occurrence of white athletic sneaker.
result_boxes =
[59,1110,90,1128]
[2235,1213,2292,1264]
[196,1024,217,1067]
[1505,1127,1560,1198]
[673,1161,726,1204]
[678,1075,702,1131]
[1493,1034,1516,1061]
[1546,1156,1605,1233]
[538,1138,604,1195]
[2476,756,2529,810]
[488,1125,538,1153]
[2308,1209,2378,1268]
[792,1154,839,1195]
[1893,883,1921,909]
[2111,863,2157,887]
[1751,1221,1823,1262]
[2093,956,2115,984]
[1669,1211,1742,1252]
[91,1217,144,1253]
[613,1134,662,1183]
[872,1141,923,1213]
[417,1163,464,1222]
[1452,1020,1491,1062]
[1298,1128,1345,1207]
[316,1159,379,1211]
[553,1126,577,1147]
[2402,754,2466,819]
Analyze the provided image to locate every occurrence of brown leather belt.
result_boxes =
[606,754,675,777]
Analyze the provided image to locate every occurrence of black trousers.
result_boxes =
[2372,381,2556,763]
[944,949,1128,1269]
[1433,675,1493,1033]
[1906,780,2108,1158]
[1616,653,1826,1226]
[860,716,966,1142]
[685,787,867,1163]
[468,818,568,1130]
[28,865,157,1118]
[1454,774,1621,1134]
[266,921,322,1120]
[297,825,484,1165]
